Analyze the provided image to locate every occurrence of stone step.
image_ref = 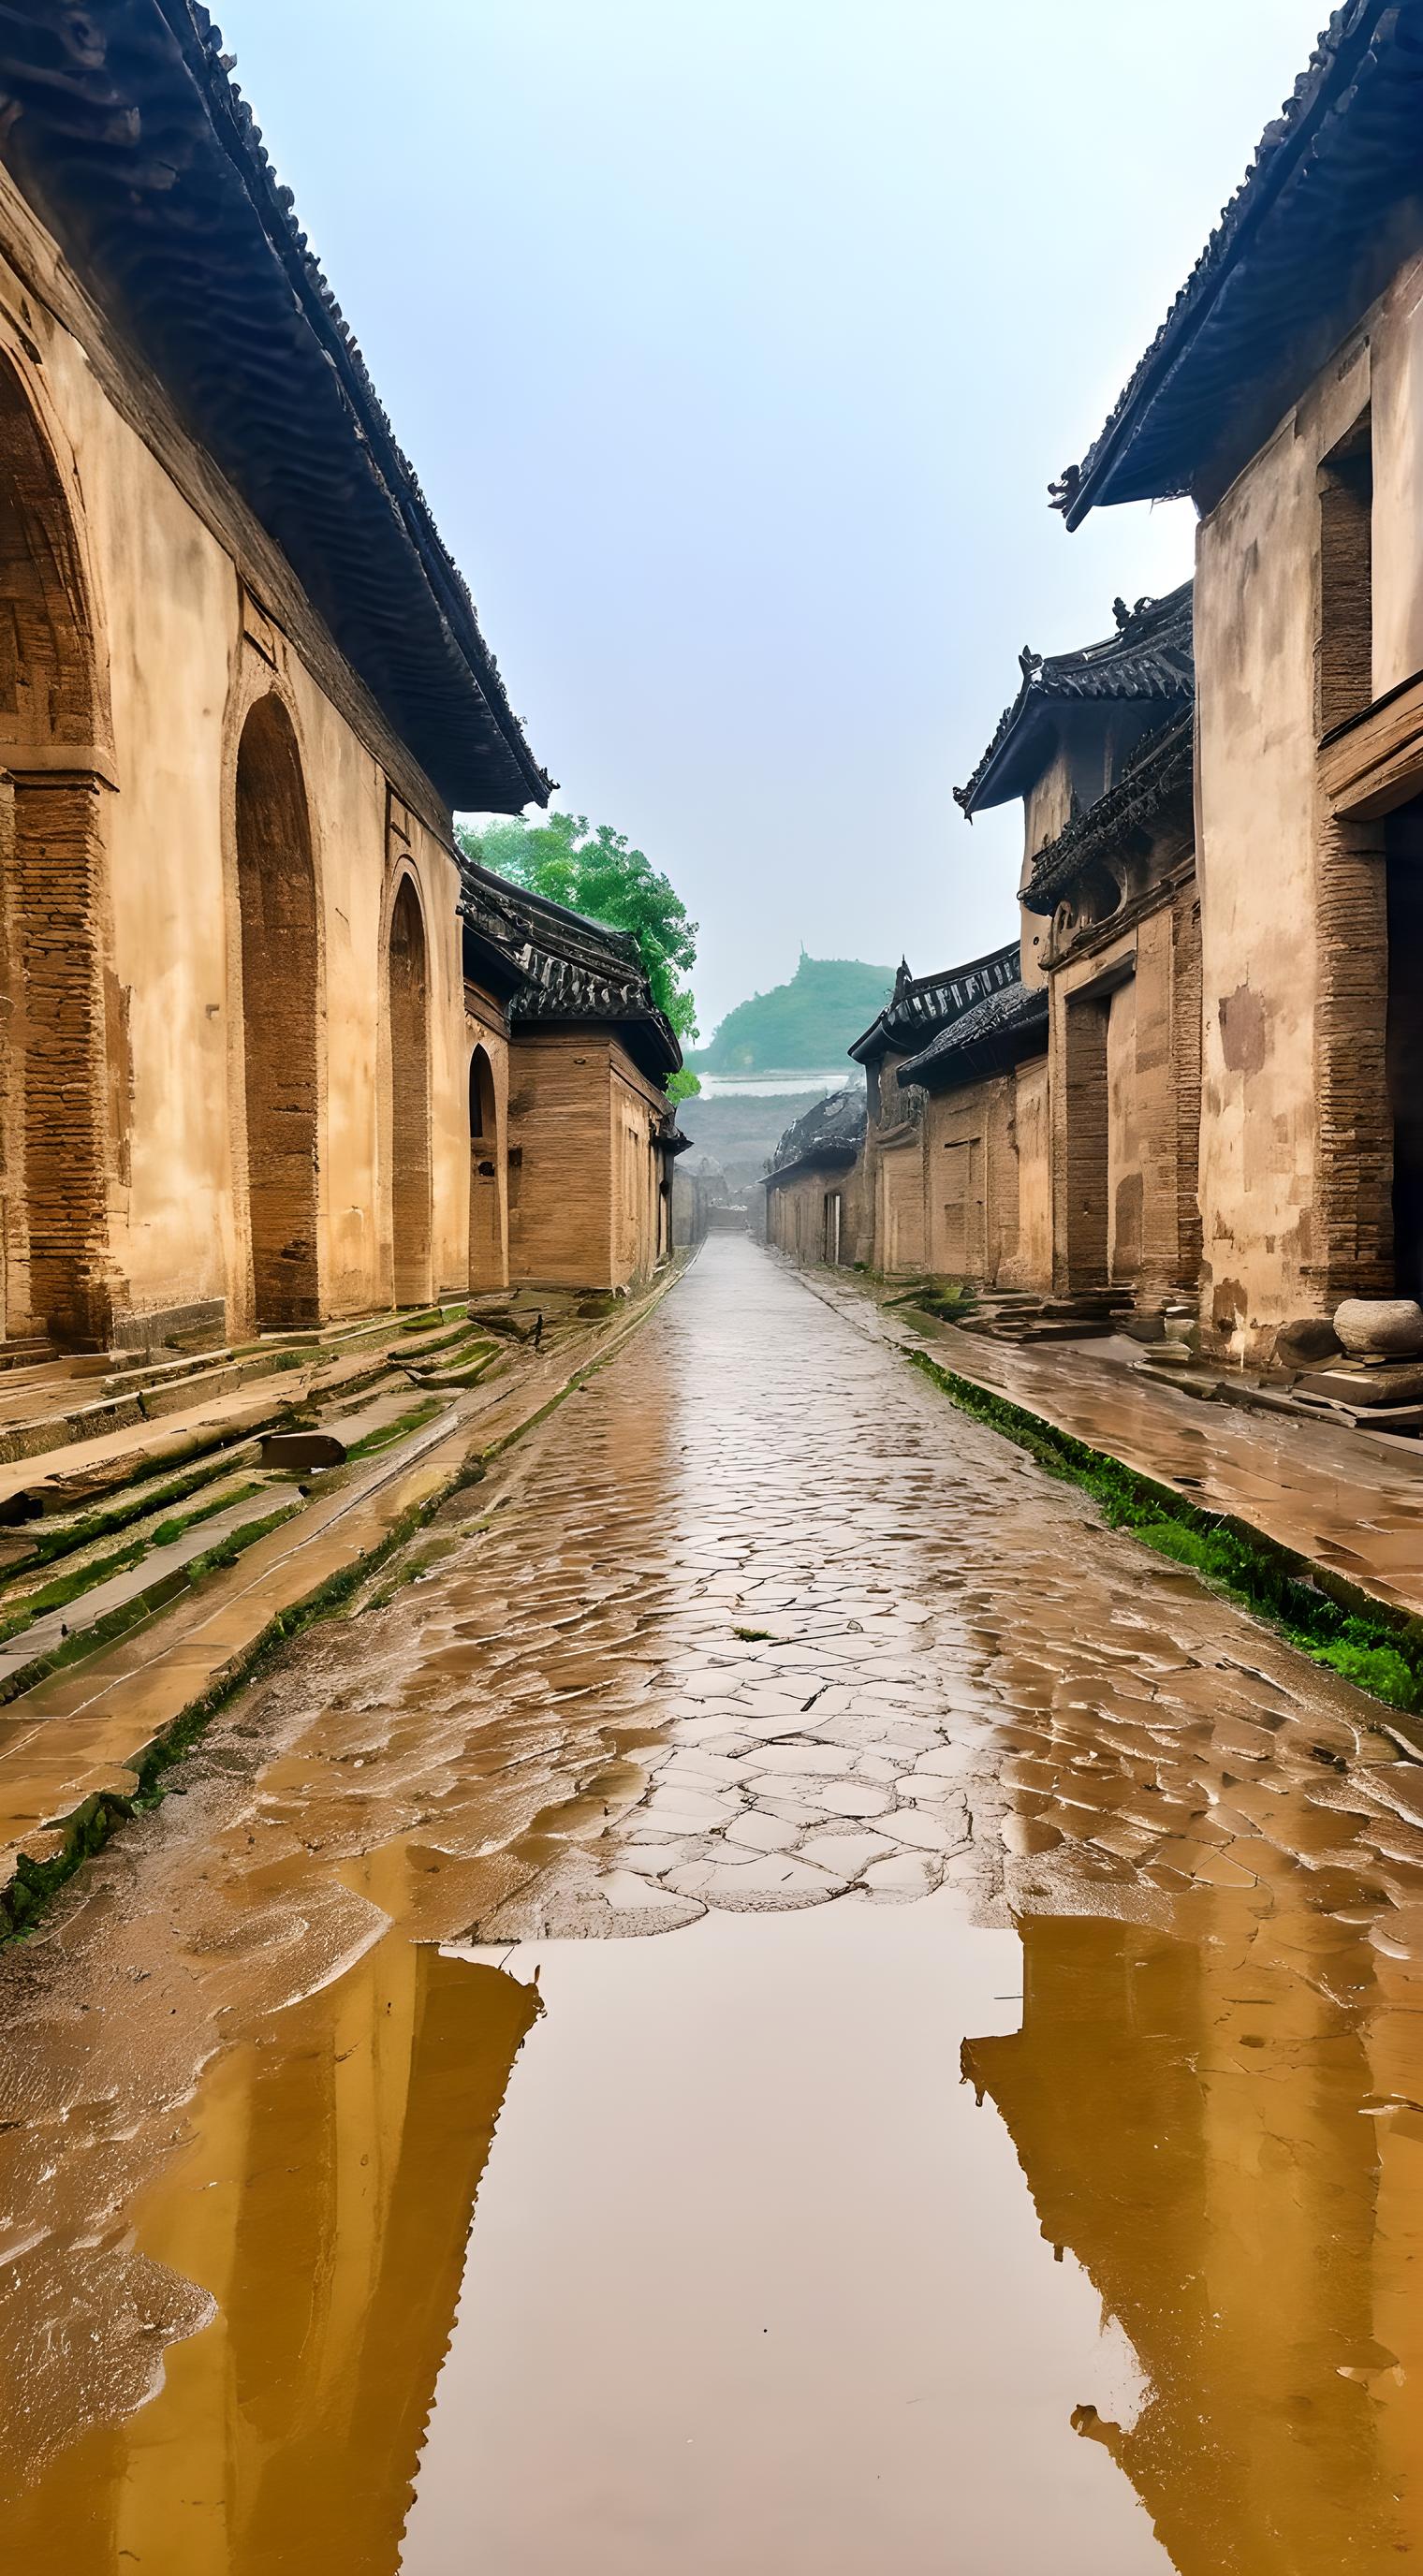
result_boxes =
[0,1483,301,1705]
[408,1345,504,1392]
[100,1349,235,1399]
[0,1338,53,1374]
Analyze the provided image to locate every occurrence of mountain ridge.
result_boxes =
[690,953,893,1074]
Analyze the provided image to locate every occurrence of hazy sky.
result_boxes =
[223,0,1326,1034]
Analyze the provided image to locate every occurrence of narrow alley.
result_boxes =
[2,1236,1422,2572]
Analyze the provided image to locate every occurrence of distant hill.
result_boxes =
[689,953,894,1074]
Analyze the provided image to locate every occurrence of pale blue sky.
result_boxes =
[223,1,1327,1033]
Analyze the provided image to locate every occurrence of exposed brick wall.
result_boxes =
[467,1038,504,1291]
[1316,423,1372,736]
[507,1032,669,1292]
[765,1154,869,1266]
[1171,892,1204,1296]
[1061,993,1110,1292]
[1312,808,1392,1305]
[235,697,321,1329]
[388,876,433,1307]
[12,776,114,1344]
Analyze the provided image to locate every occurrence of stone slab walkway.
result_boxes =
[800,1266,1423,1624]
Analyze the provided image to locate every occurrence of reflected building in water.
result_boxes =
[7,1940,537,2576]
[964,1903,1423,2574]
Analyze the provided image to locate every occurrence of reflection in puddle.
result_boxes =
[1,1943,537,2573]
[967,1905,1423,2574]
[403,1900,1167,2576]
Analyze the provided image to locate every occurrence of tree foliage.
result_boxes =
[458,812,700,1099]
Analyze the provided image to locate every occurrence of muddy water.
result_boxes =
[2,1237,1423,2568]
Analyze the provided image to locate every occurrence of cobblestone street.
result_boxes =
[4,1236,1423,2570]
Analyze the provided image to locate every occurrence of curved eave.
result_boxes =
[899,991,1049,1092]
[3,0,550,812]
[1021,713,1195,915]
[764,1143,860,1189]
[956,694,1055,817]
[1058,0,1416,530]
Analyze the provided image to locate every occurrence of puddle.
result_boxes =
[407,1896,1165,2576]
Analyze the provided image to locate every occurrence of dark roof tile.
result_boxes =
[956,586,1193,817]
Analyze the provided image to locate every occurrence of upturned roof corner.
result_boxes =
[955,586,1194,818]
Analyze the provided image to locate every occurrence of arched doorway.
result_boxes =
[388,876,432,1306]
[467,1043,504,1291]
[0,354,111,1347]
[234,696,320,1330]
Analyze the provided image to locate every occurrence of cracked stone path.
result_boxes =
[7,1234,1423,2572]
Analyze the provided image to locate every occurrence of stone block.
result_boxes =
[1274,1315,1342,1366]
[259,1427,347,1470]
[1334,1297,1423,1357]
[1299,1362,1423,1407]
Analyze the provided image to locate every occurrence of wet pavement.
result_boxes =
[4,1235,1423,2568]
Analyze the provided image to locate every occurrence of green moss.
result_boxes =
[1312,1634,1422,1711]
[345,1399,446,1461]
[150,1481,268,1546]
[0,1536,152,1644]
[22,1453,242,1571]
[905,1347,1423,1721]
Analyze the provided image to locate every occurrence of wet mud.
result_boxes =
[1,1236,1422,2568]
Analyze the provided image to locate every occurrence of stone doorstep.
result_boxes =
[0,1262,689,1924]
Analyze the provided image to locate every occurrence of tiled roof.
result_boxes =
[765,1087,866,1183]
[1053,3,1423,527]
[955,586,1194,817]
[848,940,1020,1062]
[459,859,682,1080]
[0,1,550,813]
[1022,710,1195,915]
[897,979,1048,1091]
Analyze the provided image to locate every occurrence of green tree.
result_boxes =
[457,812,700,1101]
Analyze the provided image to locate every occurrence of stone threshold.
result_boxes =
[0,1260,690,1937]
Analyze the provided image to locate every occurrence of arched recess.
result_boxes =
[0,350,114,1348]
[235,695,321,1329]
[388,874,433,1306]
[467,1042,504,1292]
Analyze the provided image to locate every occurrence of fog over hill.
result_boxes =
[688,953,892,1075]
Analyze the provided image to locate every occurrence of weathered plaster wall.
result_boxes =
[1195,402,1324,1354]
[0,191,476,1343]
[1013,1060,1053,1288]
[463,989,510,1294]
[765,1155,868,1268]
[1368,253,1423,695]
